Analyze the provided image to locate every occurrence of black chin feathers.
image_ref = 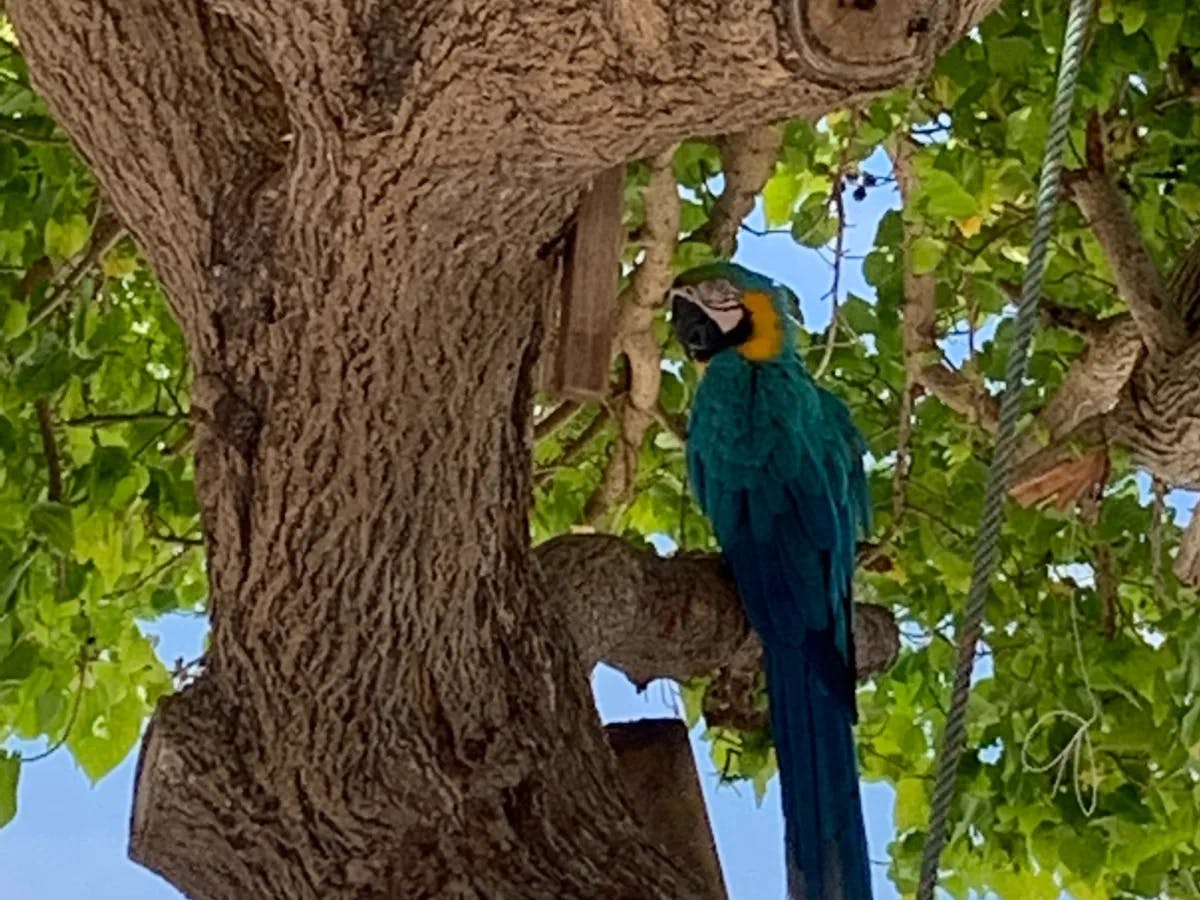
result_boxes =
[671,297,752,361]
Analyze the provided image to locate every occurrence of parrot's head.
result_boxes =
[668,262,799,363]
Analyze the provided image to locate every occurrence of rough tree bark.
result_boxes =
[11,2,999,897]
[1010,179,1200,497]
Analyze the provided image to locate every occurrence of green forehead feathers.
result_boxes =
[673,261,801,319]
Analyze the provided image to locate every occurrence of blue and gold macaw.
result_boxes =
[670,262,873,900]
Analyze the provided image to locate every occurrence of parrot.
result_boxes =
[669,261,873,900]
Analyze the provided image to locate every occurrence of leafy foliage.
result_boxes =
[541,3,1200,896]
[4,3,1200,898]
[0,29,196,798]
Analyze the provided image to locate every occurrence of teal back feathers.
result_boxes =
[679,263,874,899]
[687,344,870,667]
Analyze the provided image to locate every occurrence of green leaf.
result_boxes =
[13,333,73,398]
[673,241,716,272]
[149,586,177,613]
[102,245,139,279]
[762,170,799,227]
[67,682,146,782]
[29,501,73,554]
[659,372,685,414]
[909,236,945,275]
[0,751,18,827]
[840,296,877,334]
[920,170,978,220]
[987,37,1036,78]
[0,415,15,456]
[1118,2,1146,34]
[894,777,928,831]
[1148,14,1185,62]
[1060,832,1107,880]
[679,678,708,728]
[0,641,39,682]
[43,213,90,260]
[86,445,133,507]
[85,306,129,352]
[0,557,32,614]
[1173,182,1200,216]
[2,299,26,336]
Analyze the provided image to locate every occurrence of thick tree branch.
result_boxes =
[693,126,782,257]
[1065,166,1188,357]
[538,533,899,686]
[1010,235,1200,502]
[1166,230,1200,332]
[215,0,994,167]
[11,3,287,328]
[1014,313,1143,463]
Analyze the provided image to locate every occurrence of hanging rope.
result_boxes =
[916,1,1096,896]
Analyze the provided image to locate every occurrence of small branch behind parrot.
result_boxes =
[691,126,781,257]
[813,122,854,380]
[586,149,679,520]
[588,130,781,522]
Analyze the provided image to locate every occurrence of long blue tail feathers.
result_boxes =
[765,646,872,900]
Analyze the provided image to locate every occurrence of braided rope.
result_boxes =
[915,2,1096,896]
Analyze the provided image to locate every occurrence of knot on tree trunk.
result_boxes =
[780,0,942,90]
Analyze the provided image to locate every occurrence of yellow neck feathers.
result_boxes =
[737,291,785,361]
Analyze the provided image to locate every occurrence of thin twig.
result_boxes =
[19,645,90,764]
[35,398,62,502]
[813,130,853,380]
[65,410,183,427]
[0,122,66,146]
[533,400,581,441]
[27,210,127,331]
[1150,478,1167,611]
[103,547,198,600]
[1095,542,1119,638]
[153,531,204,547]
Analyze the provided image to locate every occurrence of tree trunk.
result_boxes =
[1111,352,1200,488]
[10,1,1000,896]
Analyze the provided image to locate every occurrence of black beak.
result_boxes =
[671,296,723,362]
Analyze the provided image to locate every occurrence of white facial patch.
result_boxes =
[675,279,744,333]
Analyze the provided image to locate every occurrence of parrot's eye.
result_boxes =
[669,286,697,306]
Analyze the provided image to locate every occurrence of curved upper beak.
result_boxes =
[670,296,723,362]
